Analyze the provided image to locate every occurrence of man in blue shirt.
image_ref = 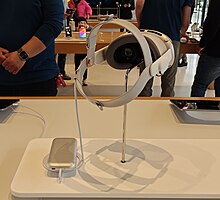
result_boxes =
[0,0,64,96]
[136,0,192,96]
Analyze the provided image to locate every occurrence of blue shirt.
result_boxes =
[140,0,192,41]
[0,0,64,85]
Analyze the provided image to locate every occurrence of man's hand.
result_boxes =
[2,51,26,75]
[0,47,9,65]
[198,47,204,56]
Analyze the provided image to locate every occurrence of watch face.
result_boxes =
[20,51,29,60]
[17,48,29,61]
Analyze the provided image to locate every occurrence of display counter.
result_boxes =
[1,99,220,199]
[55,32,123,54]
[87,19,138,29]
[55,32,199,54]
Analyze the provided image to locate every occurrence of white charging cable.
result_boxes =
[58,168,63,184]
[9,103,47,138]
[73,75,85,168]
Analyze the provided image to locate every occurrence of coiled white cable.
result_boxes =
[9,103,47,138]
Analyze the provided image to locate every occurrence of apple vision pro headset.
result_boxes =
[75,18,175,108]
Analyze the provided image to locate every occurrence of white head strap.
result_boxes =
[75,18,174,108]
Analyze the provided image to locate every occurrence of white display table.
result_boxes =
[1,99,220,200]
[11,138,220,199]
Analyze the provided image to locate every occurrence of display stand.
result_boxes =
[11,138,220,199]
[170,104,220,125]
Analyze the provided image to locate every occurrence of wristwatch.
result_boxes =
[17,48,29,61]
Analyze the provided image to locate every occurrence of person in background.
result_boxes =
[57,0,75,81]
[57,0,92,85]
[74,0,92,86]
[119,0,135,20]
[135,0,192,97]
[119,0,135,32]
[100,0,118,15]
[191,0,220,97]
[0,0,63,96]
[74,0,92,27]
[178,0,196,67]
[68,0,75,10]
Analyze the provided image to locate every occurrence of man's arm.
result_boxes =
[1,0,64,75]
[135,0,145,28]
[180,5,191,37]
[2,36,46,75]
[22,36,46,58]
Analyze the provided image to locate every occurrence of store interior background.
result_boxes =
[57,0,212,97]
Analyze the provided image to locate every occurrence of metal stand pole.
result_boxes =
[116,2,120,19]
[121,69,130,163]
[97,2,101,20]
[118,4,121,19]
[96,4,99,20]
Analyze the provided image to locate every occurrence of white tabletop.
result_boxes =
[1,99,220,199]
[11,138,220,199]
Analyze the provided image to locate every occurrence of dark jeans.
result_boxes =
[139,41,180,97]
[0,78,57,96]
[57,54,88,80]
[75,54,87,80]
[57,54,67,75]
[191,53,220,97]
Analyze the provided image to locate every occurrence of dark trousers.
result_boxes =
[0,78,57,96]
[57,54,67,75]
[191,53,220,97]
[139,41,180,97]
[57,54,88,80]
[75,54,87,80]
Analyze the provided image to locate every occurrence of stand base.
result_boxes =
[11,138,220,199]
